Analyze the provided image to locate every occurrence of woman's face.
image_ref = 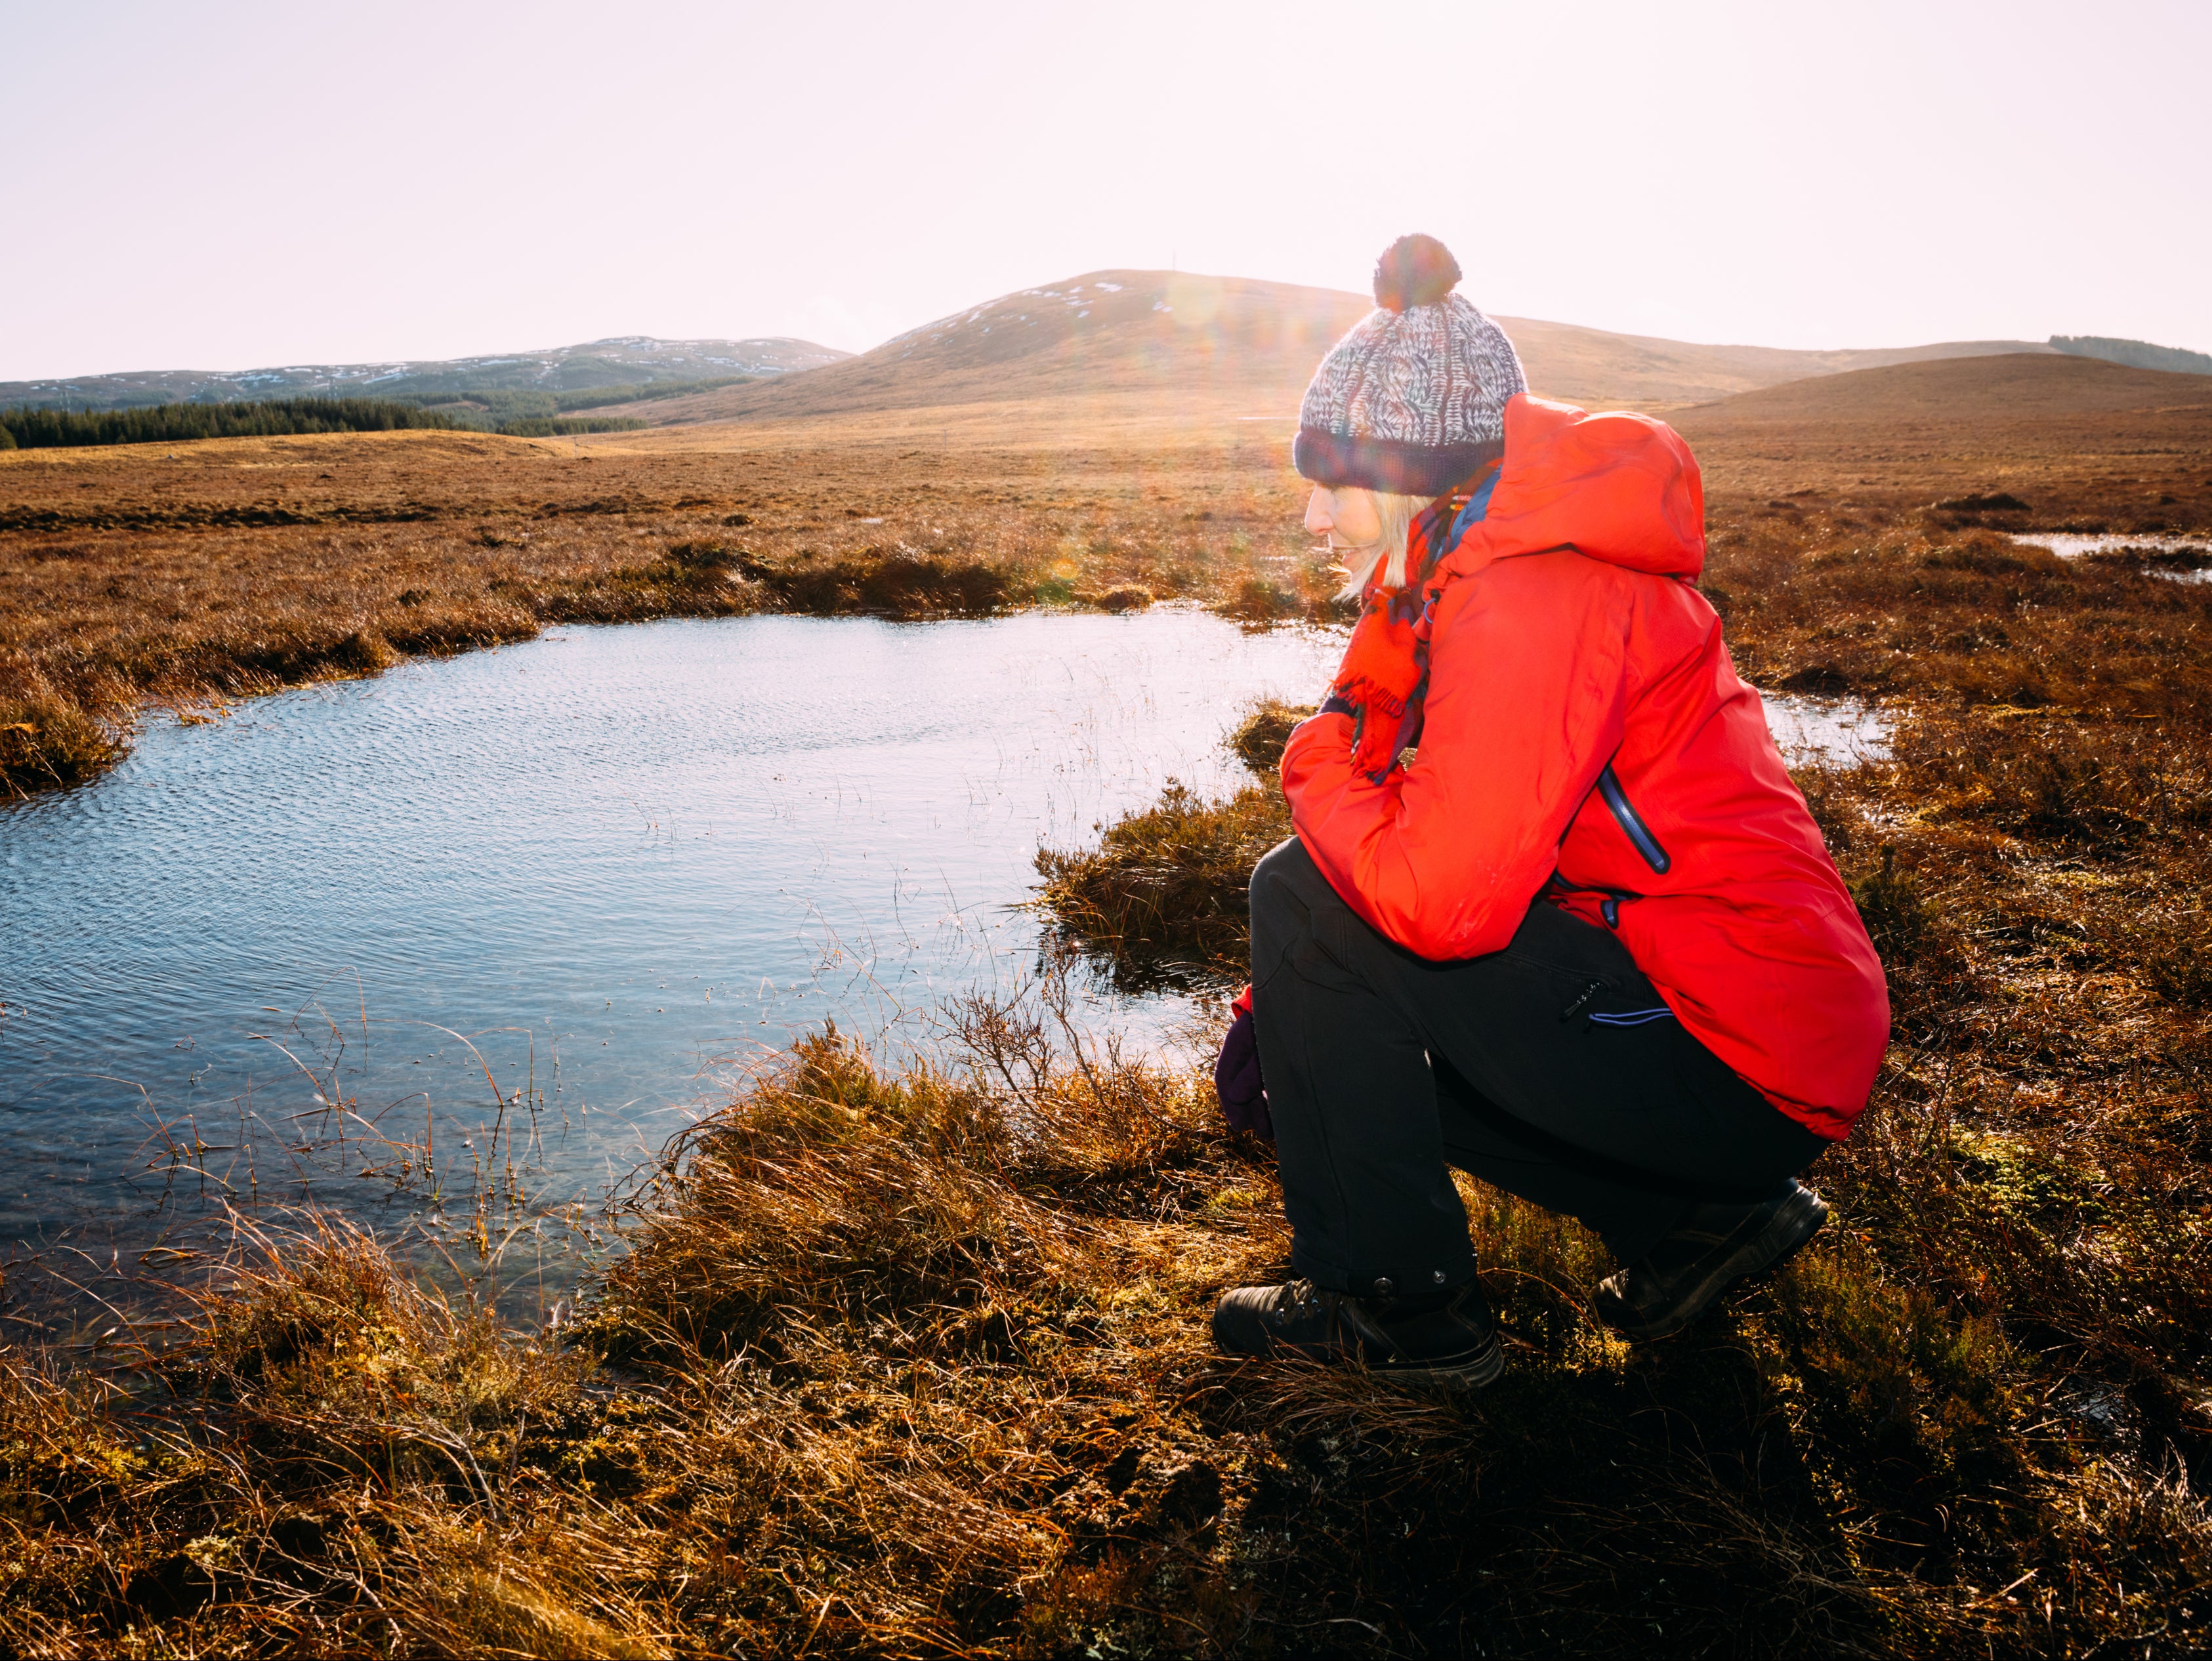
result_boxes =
[1304,485,1382,550]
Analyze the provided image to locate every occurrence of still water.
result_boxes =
[0,611,1341,1281]
[0,608,1886,1301]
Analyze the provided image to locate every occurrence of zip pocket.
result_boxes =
[1558,979,1606,1022]
[1596,763,1671,874]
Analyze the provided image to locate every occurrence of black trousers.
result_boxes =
[1248,837,1829,1296]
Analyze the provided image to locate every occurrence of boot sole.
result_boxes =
[1213,1320,1507,1391]
[1375,1334,1507,1390]
[1596,1185,1829,1342]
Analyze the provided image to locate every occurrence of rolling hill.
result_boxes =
[1669,351,2212,510]
[1675,349,2212,424]
[598,270,2056,438]
[0,336,852,413]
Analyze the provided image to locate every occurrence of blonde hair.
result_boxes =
[1333,490,1436,599]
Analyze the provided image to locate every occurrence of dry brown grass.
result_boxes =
[1014,467,2212,1655]
[0,1002,1289,1658]
[1673,352,2212,526]
[8,354,2206,799]
[6,372,2212,1657]
[1033,781,1288,995]
[10,350,2207,800]
[14,883,2210,1655]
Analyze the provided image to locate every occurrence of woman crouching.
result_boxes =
[1212,236,1889,1387]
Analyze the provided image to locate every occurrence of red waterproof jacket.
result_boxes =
[1282,394,1889,1138]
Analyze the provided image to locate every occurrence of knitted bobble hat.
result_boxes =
[1293,234,1528,496]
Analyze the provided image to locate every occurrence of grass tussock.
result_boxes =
[734,543,1013,617]
[9,410,2212,1654]
[16,963,2212,1654]
[1034,790,1289,996]
[1225,695,1314,773]
[1032,697,1311,992]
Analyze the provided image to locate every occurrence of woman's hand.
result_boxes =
[1215,987,1272,1139]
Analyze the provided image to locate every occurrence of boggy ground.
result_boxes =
[1023,489,2212,1654]
[4,417,2211,1658]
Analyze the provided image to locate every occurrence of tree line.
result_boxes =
[493,416,648,436]
[2049,335,2212,377]
[0,398,461,449]
[400,388,649,434]
[0,396,648,449]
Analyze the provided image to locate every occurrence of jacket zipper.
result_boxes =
[1543,764,1670,932]
[1596,763,1671,874]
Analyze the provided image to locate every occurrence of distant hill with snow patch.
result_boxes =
[0,337,852,413]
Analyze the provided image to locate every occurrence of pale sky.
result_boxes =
[3,0,2206,380]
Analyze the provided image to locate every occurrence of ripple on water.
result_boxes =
[0,610,1348,1284]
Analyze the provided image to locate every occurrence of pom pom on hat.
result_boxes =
[1373,234,1462,313]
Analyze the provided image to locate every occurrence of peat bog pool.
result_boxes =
[0,607,1887,1318]
[2011,529,2212,580]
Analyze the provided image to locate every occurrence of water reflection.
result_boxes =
[0,611,1344,1286]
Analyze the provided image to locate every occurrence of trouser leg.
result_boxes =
[1248,844,1479,1297]
[1431,1057,1696,1259]
[1248,837,1830,1277]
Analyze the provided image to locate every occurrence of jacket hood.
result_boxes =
[1436,394,1705,581]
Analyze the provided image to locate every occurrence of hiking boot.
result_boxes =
[1211,1277,1505,1389]
[1594,1179,1829,1341]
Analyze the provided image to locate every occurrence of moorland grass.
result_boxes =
[11,855,2211,1656]
[4,423,2212,1656]
[1012,490,2212,1653]
[5,387,2205,800]
[1028,693,1316,991]
[1033,777,1288,993]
